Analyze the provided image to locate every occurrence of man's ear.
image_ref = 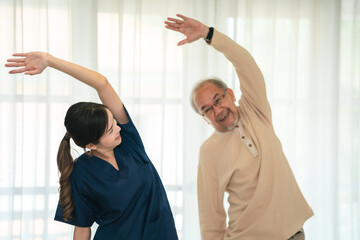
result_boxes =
[226,88,236,102]
[86,143,97,151]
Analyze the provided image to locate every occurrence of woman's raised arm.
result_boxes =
[6,52,129,124]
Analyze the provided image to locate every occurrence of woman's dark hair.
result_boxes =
[57,102,109,221]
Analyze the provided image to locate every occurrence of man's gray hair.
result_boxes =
[190,78,228,114]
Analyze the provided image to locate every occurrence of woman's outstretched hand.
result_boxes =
[5,52,49,75]
[165,14,209,46]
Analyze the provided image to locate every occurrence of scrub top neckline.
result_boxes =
[91,151,120,171]
[85,148,130,179]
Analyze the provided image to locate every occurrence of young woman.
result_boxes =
[6,52,178,240]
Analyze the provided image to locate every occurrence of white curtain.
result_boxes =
[0,0,359,239]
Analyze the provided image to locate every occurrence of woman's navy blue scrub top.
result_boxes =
[54,108,178,240]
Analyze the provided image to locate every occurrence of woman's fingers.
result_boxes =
[25,68,40,75]
[8,67,28,74]
[6,56,26,69]
[12,53,29,57]
[7,58,25,63]
[5,62,25,67]
[6,52,43,75]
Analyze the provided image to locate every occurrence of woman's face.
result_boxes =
[95,109,122,150]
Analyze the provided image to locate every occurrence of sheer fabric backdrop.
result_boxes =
[0,0,359,239]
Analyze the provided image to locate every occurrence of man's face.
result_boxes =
[194,83,239,132]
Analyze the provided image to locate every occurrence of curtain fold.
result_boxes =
[0,0,359,239]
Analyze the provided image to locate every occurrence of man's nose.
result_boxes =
[213,105,222,115]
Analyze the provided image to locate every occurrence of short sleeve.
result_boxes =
[54,168,98,227]
[118,106,145,152]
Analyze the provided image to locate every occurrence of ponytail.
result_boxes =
[57,102,109,220]
[57,132,75,221]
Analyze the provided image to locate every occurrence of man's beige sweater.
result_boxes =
[197,29,313,240]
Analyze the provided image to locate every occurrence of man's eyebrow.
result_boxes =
[200,93,220,111]
[212,93,220,100]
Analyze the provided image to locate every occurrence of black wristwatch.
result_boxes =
[204,27,214,44]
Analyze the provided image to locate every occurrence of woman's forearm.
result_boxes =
[73,226,91,240]
[47,54,108,92]
[6,51,128,123]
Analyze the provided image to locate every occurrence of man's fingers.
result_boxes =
[166,17,182,24]
[176,14,187,20]
[165,25,180,32]
[164,21,179,28]
[177,39,189,46]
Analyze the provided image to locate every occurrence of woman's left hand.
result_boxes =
[5,52,49,75]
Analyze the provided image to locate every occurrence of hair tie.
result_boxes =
[64,132,71,141]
